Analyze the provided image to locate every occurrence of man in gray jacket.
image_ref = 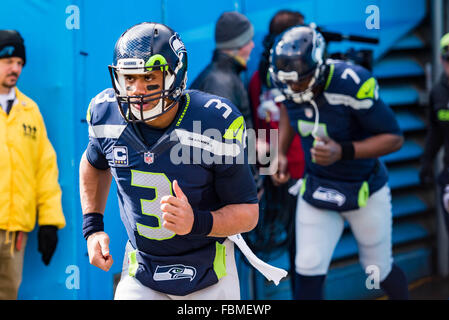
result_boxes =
[190,11,255,129]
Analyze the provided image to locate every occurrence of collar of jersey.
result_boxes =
[122,92,190,155]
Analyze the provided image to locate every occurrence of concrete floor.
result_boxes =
[408,276,449,300]
[375,276,449,300]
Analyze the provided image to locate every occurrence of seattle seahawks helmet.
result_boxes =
[109,22,188,123]
[269,25,326,104]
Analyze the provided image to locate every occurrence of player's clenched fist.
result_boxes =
[271,153,290,186]
[160,180,194,235]
[310,136,342,166]
[87,231,113,271]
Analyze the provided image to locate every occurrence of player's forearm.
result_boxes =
[353,133,403,159]
[208,203,259,237]
[278,104,295,156]
[79,152,112,214]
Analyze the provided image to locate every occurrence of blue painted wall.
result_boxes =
[0,0,426,299]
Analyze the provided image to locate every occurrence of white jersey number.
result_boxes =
[204,98,232,119]
[131,170,175,241]
[341,68,361,85]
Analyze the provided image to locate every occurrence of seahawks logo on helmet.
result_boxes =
[153,264,197,282]
[169,33,186,57]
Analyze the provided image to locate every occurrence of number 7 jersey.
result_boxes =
[284,60,402,195]
[84,88,258,295]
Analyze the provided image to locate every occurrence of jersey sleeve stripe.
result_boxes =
[324,92,374,110]
[89,124,127,139]
[174,129,242,157]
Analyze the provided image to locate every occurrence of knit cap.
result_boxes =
[0,30,26,65]
[215,11,254,50]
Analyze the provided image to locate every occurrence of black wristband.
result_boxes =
[340,141,355,160]
[189,210,213,236]
[82,212,104,240]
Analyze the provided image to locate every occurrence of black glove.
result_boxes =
[38,225,58,266]
[419,166,434,186]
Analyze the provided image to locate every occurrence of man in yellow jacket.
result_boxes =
[0,30,66,299]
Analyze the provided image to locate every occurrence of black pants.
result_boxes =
[258,177,298,291]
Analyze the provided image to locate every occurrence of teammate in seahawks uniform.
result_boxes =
[270,25,409,299]
[79,22,259,299]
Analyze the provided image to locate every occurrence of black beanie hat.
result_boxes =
[215,11,254,50]
[0,30,26,65]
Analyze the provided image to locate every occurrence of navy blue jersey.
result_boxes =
[85,88,257,294]
[284,60,401,196]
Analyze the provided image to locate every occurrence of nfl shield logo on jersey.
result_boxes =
[144,152,154,165]
[304,107,313,119]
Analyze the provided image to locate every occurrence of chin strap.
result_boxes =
[130,99,164,121]
[286,62,326,105]
[310,99,320,139]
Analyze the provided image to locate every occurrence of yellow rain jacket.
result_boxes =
[0,87,65,232]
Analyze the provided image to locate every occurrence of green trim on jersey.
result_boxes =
[128,249,139,277]
[213,241,227,280]
[356,77,376,100]
[324,63,335,91]
[357,181,370,208]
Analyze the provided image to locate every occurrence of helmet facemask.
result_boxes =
[273,62,326,104]
[109,54,184,123]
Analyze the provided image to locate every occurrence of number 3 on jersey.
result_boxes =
[131,170,175,241]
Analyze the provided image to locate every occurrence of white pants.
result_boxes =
[114,239,240,300]
[295,185,393,281]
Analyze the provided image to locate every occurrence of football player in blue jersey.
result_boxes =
[269,25,409,299]
[79,22,261,299]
